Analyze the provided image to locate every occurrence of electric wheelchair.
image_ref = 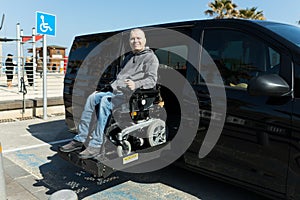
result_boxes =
[101,85,167,158]
[58,85,167,177]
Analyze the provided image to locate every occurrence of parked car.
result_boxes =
[61,19,300,200]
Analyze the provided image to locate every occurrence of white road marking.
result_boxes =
[3,138,72,154]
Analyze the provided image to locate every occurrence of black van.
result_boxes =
[61,19,300,200]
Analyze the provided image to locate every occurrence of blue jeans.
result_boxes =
[74,91,114,148]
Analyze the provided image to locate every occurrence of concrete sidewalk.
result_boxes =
[0,115,205,200]
[0,72,69,199]
[3,155,46,200]
[0,72,75,199]
[0,115,75,200]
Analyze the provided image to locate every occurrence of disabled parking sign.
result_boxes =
[36,11,56,36]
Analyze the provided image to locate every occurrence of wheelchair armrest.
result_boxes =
[132,88,159,97]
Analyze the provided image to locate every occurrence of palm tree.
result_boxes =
[205,1,266,20]
[204,0,239,19]
[239,7,266,20]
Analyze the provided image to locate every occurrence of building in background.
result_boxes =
[28,45,67,72]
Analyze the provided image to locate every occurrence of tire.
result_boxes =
[117,140,131,157]
[146,119,166,147]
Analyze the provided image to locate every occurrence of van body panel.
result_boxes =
[62,19,300,199]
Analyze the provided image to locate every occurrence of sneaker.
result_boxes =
[79,146,101,159]
[60,140,83,152]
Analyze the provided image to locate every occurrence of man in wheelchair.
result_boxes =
[60,28,163,159]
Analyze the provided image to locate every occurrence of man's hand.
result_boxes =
[125,79,135,90]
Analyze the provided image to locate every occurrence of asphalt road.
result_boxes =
[0,115,270,200]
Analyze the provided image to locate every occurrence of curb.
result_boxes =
[0,97,64,121]
[0,97,63,111]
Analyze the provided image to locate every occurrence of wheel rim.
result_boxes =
[147,119,166,146]
[117,140,131,157]
[152,125,166,145]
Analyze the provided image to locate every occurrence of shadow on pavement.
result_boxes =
[32,147,124,199]
[26,119,267,200]
[27,119,128,199]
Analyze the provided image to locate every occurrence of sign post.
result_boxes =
[36,11,56,120]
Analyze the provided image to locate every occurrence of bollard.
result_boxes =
[0,142,7,200]
[49,189,78,200]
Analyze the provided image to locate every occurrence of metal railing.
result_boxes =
[0,56,66,101]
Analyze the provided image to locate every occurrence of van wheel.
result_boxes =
[117,140,131,157]
[146,119,166,147]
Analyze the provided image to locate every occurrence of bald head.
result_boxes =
[129,29,146,53]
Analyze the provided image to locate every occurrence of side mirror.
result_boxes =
[247,74,290,96]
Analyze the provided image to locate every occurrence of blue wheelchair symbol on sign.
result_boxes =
[36,12,56,36]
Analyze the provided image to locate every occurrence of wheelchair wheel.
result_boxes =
[146,119,166,147]
[117,140,131,157]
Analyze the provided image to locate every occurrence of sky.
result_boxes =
[0,0,300,58]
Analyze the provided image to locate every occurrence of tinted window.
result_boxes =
[201,29,281,88]
[155,45,188,77]
[67,40,99,72]
[261,23,300,47]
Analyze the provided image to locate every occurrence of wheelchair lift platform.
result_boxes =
[58,143,169,178]
[58,149,115,178]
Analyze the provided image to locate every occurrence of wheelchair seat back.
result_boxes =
[129,88,159,111]
[129,87,161,121]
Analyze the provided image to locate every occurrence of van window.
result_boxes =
[201,29,281,88]
[155,45,188,77]
[261,23,300,47]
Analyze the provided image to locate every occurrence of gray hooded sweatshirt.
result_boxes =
[111,47,159,91]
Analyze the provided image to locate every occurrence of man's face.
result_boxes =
[129,29,146,52]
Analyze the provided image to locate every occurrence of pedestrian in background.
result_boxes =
[5,54,16,88]
[25,57,34,86]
